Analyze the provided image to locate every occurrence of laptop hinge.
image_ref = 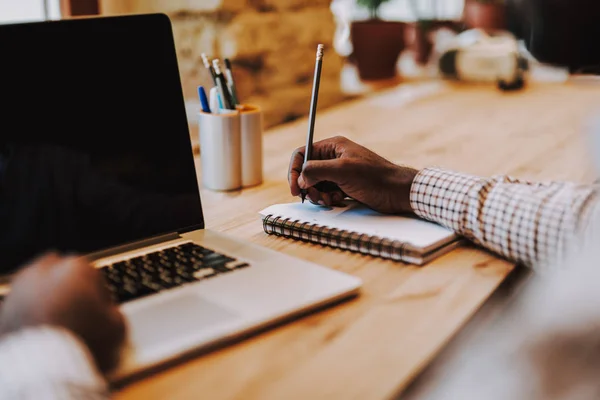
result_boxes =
[85,232,181,262]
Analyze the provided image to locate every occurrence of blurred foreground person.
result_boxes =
[419,221,600,400]
[0,253,125,399]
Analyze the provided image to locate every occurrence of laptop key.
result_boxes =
[225,261,250,270]
[117,282,139,302]
[131,257,145,266]
[211,262,235,273]
[134,283,158,299]
[203,254,235,267]
[158,259,174,269]
[158,274,176,289]
[112,261,127,271]
[140,280,162,294]
[174,267,196,281]
[193,268,217,279]
[173,276,189,286]
[124,267,140,280]
[104,270,122,285]
[140,269,153,280]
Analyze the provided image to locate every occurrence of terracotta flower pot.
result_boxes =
[463,0,507,32]
[350,20,406,81]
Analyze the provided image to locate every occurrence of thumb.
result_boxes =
[299,159,346,189]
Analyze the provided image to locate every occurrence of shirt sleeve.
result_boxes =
[0,326,110,400]
[409,167,598,268]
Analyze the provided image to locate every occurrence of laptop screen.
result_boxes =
[0,14,204,273]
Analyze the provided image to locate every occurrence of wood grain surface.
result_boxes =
[115,81,600,400]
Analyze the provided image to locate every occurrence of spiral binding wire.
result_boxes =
[263,214,408,262]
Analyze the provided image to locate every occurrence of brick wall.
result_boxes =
[100,0,346,128]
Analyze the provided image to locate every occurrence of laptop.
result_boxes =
[0,13,361,382]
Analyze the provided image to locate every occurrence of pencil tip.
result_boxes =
[212,59,221,74]
[201,53,210,68]
[316,44,324,60]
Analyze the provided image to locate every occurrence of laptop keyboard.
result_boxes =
[100,242,250,304]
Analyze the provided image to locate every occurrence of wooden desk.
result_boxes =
[115,81,600,400]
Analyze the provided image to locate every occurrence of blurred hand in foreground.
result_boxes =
[0,252,126,374]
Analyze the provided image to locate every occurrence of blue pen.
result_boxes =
[198,85,211,113]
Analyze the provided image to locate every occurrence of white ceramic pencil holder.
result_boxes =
[198,110,242,191]
[237,104,263,187]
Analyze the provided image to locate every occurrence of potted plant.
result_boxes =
[463,0,507,32]
[350,0,406,80]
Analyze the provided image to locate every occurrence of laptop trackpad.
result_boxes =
[126,293,241,351]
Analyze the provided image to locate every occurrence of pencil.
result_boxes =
[224,58,239,106]
[301,44,324,204]
[201,53,217,86]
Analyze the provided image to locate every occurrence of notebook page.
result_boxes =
[259,201,456,250]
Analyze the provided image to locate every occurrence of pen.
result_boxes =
[198,85,211,113]
[201,53,217,86]
[212,59,234,110]
[209,86,221,113]
[300,44,324,204]
[224,58,239,106]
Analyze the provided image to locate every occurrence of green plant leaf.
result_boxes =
[356,0,394,18]
[417,18,436,30]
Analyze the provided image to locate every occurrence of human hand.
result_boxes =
[288,136,419,214]
[0,252,126,374]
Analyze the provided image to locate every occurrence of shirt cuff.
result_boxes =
[409,167,481,234]
[0,326,108,397]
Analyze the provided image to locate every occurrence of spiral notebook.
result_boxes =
[259,201,461,265]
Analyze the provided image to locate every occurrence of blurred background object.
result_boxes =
[405,0,462,66]
[3,0,595,130]
[332,0,465,92]
[99,0,348,129]
[462,0,506,32]
[505,0,600,73]
[437,29,528,90]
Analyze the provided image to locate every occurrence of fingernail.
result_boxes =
[318,200,325,206]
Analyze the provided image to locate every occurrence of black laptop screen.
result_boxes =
[0,14,204,273]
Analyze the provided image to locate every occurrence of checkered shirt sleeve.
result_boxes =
[409,167,598,268]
